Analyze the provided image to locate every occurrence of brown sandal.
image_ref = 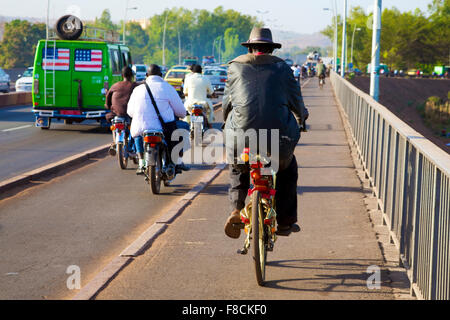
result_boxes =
[224,210,241,239]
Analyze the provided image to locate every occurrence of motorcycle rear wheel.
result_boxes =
[117,143,128,169]
[150,154,162,194]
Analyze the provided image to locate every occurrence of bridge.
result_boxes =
[0,73,448,301]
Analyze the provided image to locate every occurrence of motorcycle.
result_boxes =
[142,129,176,194]
[189,104,208,147]
[110,116,138,169]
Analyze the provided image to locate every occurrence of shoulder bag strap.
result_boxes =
[144,82,165,125]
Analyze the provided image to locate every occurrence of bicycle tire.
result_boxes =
[252,190,267,286]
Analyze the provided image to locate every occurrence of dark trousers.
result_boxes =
[229,155,299,226]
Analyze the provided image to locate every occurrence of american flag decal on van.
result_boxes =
[75,49,103,72]
[42,48,70,71]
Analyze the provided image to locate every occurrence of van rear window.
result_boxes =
[74,49,103,72]
[42,48,70,71]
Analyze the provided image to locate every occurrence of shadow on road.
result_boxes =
[264,258,397,294]
[297,185,363,195]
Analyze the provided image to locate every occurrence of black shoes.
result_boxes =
[276,223,301,236]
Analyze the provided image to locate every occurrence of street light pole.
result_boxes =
[162,13,168,66]
[370,0,382,101]
[341,0,347,77]
[351,25,361,67]
[177,25,181,65]
[324,4,338,72]
[46,0,50,39]
[334,0,338,72]
[123,0,138,45]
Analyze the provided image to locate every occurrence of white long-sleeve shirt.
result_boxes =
[127,75,187,138]
[183,72,213,109]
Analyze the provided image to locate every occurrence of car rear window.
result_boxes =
[204,69,226,76]
[166,72,187,79]
[23,69,33,77]
[136,66,146,72]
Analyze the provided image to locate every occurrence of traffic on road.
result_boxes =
[3,0,449,309]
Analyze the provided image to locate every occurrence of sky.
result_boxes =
[0,0,432,34]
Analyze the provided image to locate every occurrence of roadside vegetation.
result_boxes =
[417,93,450,138]
[0,6,259,69]
[321,0,450,74]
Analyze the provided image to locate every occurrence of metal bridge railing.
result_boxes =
[330,71,450,300]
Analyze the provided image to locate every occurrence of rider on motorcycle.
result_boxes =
[317,59,326,85]
[127,64,189,175]
[105,66,138,155]
[183,64,215,128]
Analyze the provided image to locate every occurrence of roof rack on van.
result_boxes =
[48,26,121,44]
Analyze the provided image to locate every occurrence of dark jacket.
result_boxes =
[223,53,308,162]
[105,80,138,121]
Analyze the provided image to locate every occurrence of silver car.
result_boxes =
[203,68,227,93]
[0,67,10,93]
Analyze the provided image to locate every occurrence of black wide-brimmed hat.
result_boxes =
[241,27,282,49]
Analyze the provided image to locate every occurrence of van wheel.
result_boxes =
[55,15,83,40]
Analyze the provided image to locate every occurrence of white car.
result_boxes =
[0,67,11,93]
[15,67,33,92]
[132,64,147,82]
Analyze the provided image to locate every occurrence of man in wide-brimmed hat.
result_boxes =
[223,27,309,238]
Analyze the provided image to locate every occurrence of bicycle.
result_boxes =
[319,74,325,89]
[235,148,277,286]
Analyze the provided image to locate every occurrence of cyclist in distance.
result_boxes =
[222,27,309,239]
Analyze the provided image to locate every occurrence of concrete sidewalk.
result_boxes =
[95,80,406,300]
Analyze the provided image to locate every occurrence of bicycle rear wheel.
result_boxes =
[252,191,267,286]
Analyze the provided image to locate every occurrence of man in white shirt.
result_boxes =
[183,64,214,127]
[127,64,188,174]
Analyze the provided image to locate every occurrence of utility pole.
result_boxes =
[341,0,347,77]
[370,0,382,101]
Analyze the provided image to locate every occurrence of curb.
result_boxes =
[0,143,110,195]
[71,162,227,300]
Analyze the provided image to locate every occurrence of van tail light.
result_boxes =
[192,108,203,116]
[34,79,39,94]
[144,135,162,144]
[220,78,227,82]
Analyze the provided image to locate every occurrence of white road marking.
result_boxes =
[1,125,32,132]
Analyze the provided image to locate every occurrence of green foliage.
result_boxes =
[321,0,450,71]
[0,7,258,68]
[0,20,46,68]
[141,6,258,66]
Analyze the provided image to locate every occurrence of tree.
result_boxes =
[321,1,450,72]
[221,28,240,62]
[0,20,46,68]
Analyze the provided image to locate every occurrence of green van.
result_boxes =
[32,16,132,129]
